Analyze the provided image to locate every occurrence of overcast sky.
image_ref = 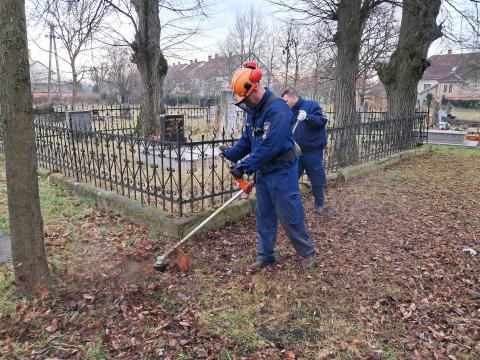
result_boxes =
[26,0,462,78]
[27,0,277,68]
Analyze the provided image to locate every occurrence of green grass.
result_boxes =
[38,178,92,227]
[431,145,480,156]
[148,226,161,238]
[0,262,15,315]
[85,344,107,360]
[0,160,92,236]
[193,274,366,357]
[0,160,7,234]
[373,283,403,301]
[376,344,399,360]
[452,108,480,122]
[198,304,266,353]
[0,160,94,309]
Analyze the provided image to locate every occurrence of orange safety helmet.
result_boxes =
[231,61,263,103]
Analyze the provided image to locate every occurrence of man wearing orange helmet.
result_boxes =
[221,61,316,270]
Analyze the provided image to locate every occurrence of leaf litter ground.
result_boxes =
[0,146,479,359]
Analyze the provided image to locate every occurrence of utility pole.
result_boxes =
[52,26,62,102]
[46,23,53,103]
[45,23,62,103]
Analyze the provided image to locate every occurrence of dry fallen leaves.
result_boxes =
[46,318,58,333]
[175,247,190,273]
[2,150,479,359]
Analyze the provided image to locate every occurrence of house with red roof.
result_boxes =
[417,50,480,103]
[164,54,281,98]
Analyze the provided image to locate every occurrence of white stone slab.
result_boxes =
[139,145,222,170]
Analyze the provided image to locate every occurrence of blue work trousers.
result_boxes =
[298,150,326,207]
[255,162,316,262]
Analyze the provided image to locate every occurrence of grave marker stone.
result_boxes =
[65,110,93,132]
[218,90,245,137]
[159,114,186,142]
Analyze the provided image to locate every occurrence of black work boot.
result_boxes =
[249,258,274,272]
[313,205,324,214]
[302,255,316,269]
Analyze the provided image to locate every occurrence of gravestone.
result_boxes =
[218,90,245,137]
[446,102,454,115]
[50,111,66,123]
[427,129,467,145]
[34,103,54,114]
[139,144,220,171]
[438,109,447,123]
[431,101,439,126]
[226,101,239,129]
[359,100,369,123]
[159,114,186,142]
[33,104,64,124]
[119,104,132,117]
[65,110,93,132]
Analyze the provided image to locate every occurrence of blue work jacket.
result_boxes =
[292,97,328,153]
[223,89,295,174]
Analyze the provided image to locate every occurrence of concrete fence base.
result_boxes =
[38,145,433,239]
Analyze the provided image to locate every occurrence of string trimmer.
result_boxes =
[153,176,254,272]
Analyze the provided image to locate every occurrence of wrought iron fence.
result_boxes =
[34,116,239,216]
[49,103,216,136]
[164,105,214,127]
[324,109,388,126]
[51,104,140,134]
[30,111,428,215]
[324,113,428,174]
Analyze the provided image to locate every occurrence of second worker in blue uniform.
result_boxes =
[282,88,328,213]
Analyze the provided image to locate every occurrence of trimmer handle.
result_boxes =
[233,176,255,194]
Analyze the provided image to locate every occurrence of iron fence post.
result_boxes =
[177,121,183,217]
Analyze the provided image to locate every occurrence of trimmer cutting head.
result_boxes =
[153,258,167,272]
[152,177,254,273]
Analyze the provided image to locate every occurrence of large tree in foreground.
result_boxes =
[130,0,167,137]
[376,0,442,117]
[104,0,207,137]
[0,0,51,296]
[270,0,386,165]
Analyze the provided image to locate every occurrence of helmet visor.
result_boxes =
[231,92,250,112]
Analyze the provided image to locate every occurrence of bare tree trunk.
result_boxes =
[293,31,300,88]
[131,0,168,137]
[71,63,78,108]
[293,44,299,88]
[283,20,294,89]
[284,49,290,89]
[359,72,367,104]
[313,53,320,101]
[0,0,51,296]
[377,0,442,117]
[267,48,274,88]
[333,0,364,166]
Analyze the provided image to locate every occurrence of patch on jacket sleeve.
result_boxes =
[263,121,271,132]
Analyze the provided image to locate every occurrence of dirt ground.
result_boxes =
[0,146,479,359]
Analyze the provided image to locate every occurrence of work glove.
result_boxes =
[229,165,245,179]
[297,110,307,121]
[219,145,228,159]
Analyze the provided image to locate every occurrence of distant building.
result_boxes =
[417,49,480,104]
[164,54,281,99]
[29,60,72,103]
